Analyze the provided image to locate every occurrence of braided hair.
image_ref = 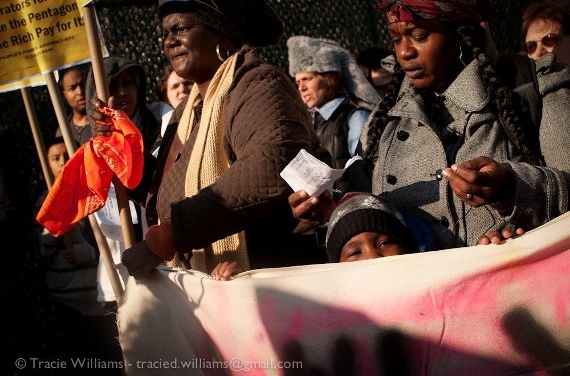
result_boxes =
[362,65,404,174]
[363,23,539,174]
[456,24,538,164]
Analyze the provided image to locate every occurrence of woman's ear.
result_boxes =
[219,35,242,55]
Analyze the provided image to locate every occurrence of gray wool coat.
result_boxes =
[503,53,570,229]
[361,58,568,249]
[536,53,570,171]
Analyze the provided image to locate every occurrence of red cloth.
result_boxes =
[37,108,144,237]
[377,0,491,24]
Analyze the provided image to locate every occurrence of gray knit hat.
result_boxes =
[158,0,283,47]
[326,192,417,262]
[287,36,381,111]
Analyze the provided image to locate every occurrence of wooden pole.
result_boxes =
[22,84,77,269]
[44,72,124,299]
[83,4,136,253]
[21,88,52,187]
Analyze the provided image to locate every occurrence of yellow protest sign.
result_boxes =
[74,0,92,17]
[0,72,47,93]
[0,0,104,86]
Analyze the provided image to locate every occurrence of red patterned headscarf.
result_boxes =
[377,0,493,25]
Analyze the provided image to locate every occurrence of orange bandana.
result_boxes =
[37,107,144,236]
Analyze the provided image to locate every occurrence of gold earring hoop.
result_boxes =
[216,44,229,62]
[458,45,467,67]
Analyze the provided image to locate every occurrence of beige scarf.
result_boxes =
[157,54,250,273]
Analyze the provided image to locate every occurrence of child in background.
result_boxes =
[211,192,431,279]
[325,192,420,262]
[34,137,123,370]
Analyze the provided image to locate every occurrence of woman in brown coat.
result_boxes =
[90,0,328,277]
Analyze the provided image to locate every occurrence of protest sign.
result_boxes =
[0,72,46,93]
[0,0,104,86]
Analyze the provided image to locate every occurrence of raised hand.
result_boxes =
[442,156,515,212]
[89,96,118,137]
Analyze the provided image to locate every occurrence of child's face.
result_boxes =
[47,142,69,178]
[339,231,408,262]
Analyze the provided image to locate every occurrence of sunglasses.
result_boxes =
[524,34,561,54]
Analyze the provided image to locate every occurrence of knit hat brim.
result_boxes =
[325,192,417,262]
[326,209,413,263]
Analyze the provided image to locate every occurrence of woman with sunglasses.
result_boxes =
[518,2,570,187]
[483,0,570,242]
[521,0,570,64]
[90,0,330,278]
[290,0,570,250]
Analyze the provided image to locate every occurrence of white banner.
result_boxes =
[119,212,570,375]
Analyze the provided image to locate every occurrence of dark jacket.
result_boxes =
[55,112,93,147]
[34,191,104,316]
[314,101,359,193]
[314,102,355,170]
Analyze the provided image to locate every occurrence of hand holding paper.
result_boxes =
[280,149,362,196]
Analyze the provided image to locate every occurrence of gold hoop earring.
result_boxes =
[216,44,229,62]
[459,46,467,67]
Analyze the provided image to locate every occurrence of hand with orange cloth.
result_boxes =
[36,105,144,237]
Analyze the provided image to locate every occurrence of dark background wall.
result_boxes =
[0,0,533,209]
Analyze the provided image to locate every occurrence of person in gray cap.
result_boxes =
[326,192,419,263]
[287,36,380,193]
[90,0,329,277]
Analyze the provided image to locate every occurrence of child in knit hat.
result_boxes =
[212,192,432,277]
[326,192,422,263]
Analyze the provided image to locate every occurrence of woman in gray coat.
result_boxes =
[290,0,569,250]
[485,50,570,244]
